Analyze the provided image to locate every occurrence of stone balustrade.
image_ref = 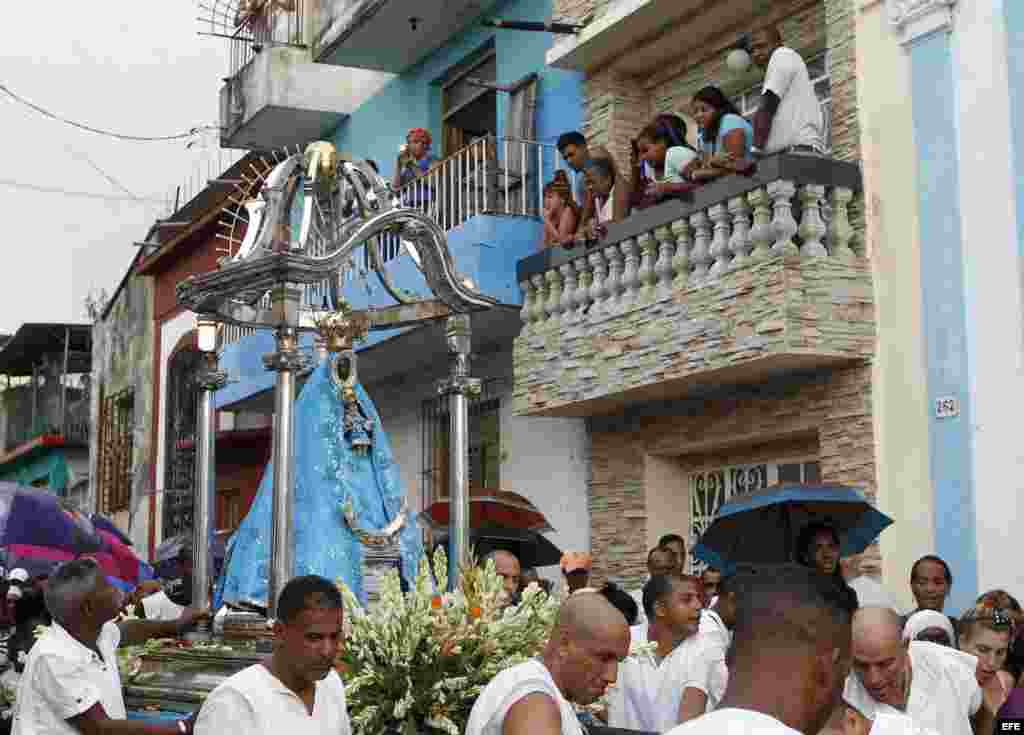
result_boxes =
[513,154,874,417]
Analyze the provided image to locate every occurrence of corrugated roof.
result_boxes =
[0,323,92,376]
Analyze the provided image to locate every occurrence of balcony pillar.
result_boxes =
[708,204,733,276]
[670,218,691,289]
[574,256,592,318]
[829,187,856,260]
[728,197,753,268]
[748,188,774,262]
[545,269,563,322]
[653,226,675,299]
[604,244,624,314]
[689,211,713,281]
[767,181,799,257]
[559,262,577,324]
[638,232,658,304]
[530,274,548,325]
[798,184,829,257]
[619,237,641,308]
[588,250,608,319]
[519,279,535,327]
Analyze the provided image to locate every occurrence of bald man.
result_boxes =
[844,607,986,735]
[666,563,856,735]
[485,550,521,607]
[466,593,630,735]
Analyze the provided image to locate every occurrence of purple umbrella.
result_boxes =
[0,481,105,555]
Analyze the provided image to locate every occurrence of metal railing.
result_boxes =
[219,0,308,80]
[396,135,579,232]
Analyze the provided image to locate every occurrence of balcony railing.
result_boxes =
[514,154,873,417]
[219,0,308,81]
[4,419,90,451]
[397,135,578,232]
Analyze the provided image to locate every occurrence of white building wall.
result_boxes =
[952,0,1024,597]
[366,343,589,574]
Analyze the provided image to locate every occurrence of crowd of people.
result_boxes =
[542,26,826,251]
[4,521,1024,735]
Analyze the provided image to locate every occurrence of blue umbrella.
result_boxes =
[91,514,133,546]
[692,483,892,573]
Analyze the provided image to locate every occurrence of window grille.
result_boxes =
[97,389,134,514]
[687,459,820,574]
[420,378,504,512]
[162,349,201,539]
[731,51,832,152]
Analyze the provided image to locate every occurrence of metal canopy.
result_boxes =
[0,323,92,376]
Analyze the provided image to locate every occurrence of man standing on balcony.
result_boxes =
[749,27,826,157]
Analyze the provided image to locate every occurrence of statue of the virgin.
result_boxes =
[217,345,422,609]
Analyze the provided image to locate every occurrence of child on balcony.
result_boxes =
[542,170,579,250]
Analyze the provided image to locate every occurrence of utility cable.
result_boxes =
[0,178,166,204]
[0,82,219,142]
[63,144,139,200]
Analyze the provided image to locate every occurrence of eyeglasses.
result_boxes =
[961,606,1016,634]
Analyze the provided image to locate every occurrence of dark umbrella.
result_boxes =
[421,488,554,533]
[431,526,563,568]
[692,483,892,573]
[91,514,133,546]
[0,482,105,556]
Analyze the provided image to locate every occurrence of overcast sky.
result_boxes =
[1,3,234,335]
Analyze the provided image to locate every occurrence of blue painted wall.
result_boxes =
[1005,0,1024,262]
[331,0,583,180]
[907,30,978,614]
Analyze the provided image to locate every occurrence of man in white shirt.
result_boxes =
[666,563,857,735]
[645,575,725,730]
[466,593,630,735]
[749,26,825,156]
[840,555,899,612]
[195,575,350,735]
[12,557,207,735]
[844,607,988,735]
[606,622,656,730]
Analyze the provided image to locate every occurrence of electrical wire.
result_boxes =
[63,144,139,200]
[0,178,166,205]
[0,82,219,142]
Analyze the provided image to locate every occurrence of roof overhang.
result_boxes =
[0,324,92,376]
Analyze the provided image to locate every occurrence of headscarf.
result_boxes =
[902,609,955,644]
[406,128,432,146]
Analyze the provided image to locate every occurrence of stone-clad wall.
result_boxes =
[514,256,875,416]
[586,363,880,588]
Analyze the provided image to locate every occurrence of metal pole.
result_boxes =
[263,324,305,618]
[436,315,479,588]
[191,351,226,637]
[61,327,70,436]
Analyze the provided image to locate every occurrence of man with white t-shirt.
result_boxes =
[843,607,987,735]
[666,563,857,735]
[465,593,630,735]
[840,555,899,612]
[749,26,825,156]
[629,546,679,627]
[195,575,351,735]
[645,575,726,730]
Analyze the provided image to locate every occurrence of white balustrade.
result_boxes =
[518,176,863,327]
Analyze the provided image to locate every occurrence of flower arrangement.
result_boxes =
[337,548,560,735]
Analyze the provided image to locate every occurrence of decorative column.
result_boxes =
[261,287,308,619]
[436,315,480,588]
[191,317,227,635]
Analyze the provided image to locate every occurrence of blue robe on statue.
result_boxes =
[217,359,422,609]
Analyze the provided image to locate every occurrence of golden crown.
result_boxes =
[314,306,370,353]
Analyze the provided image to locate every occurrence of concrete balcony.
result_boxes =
[219,46,393,150]
[513,154,873,417]
[313,0,502,72]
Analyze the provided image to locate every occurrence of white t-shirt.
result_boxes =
[607,624,659,731]
[869,711,943,735]
[652,633,728,731]
[12,621,126,735]
[844,641,982,735]
[762,46,825,154]
[665,708,802,735]
[698,609,731,653]
[847,576,899,611]
[141,590,184,622]
[465,659,582,735]
[195,664,351,735]
[629,582,649,626]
